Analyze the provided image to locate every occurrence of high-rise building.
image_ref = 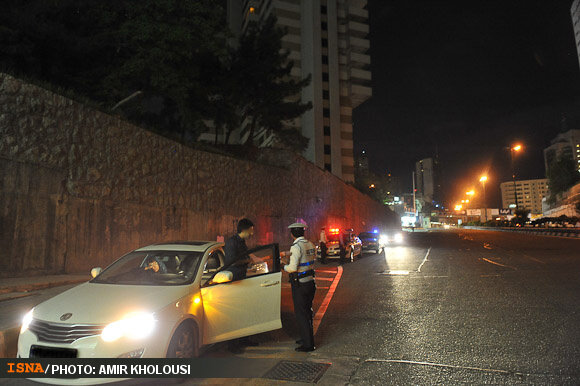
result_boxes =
[226,0,372,182]
[354,150,370,177]
[415,158,439,205]
[543,129,580,174]
[572,0,580,68]
[500,179,549,215]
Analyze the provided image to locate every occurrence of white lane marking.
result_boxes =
[381,270,410,276]
[417,247,432,273]
[313,266,343,335]
[481,258,517,270]
[523,254,546,264]
[364,359,527,376]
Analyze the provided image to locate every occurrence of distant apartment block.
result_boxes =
[500,179,549,215]
[543,129,580,174]
[415,157,439,205]
[226,0,372,182]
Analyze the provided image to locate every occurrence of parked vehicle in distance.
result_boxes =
[318,228,362,261]
[359,231,382,254]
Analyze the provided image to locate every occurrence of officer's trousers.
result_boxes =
[291,280,316,348]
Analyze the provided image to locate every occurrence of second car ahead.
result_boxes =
[379,229,405,246]
[358,231,382,254]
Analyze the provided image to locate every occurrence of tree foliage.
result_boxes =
[228,15,312,151]
[1,3,313,153]
[0,0,225,141]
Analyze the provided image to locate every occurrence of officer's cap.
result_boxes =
[288,222,308,229]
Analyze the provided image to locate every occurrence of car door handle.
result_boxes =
[260,280,280,287]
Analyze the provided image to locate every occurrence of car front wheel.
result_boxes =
[167,322,199,358]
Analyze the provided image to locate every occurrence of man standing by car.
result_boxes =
[224,218,258,353]
[319,226,328,264]
[281,222,316,352]
[224,218,254,280]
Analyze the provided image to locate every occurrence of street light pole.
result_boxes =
[509,145,522,211]
[412,171,416,216]
[480,176,487,222]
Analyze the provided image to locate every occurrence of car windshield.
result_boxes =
[91,250,203,286]
[359,232,378,240]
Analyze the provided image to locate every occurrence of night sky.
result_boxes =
[353,0,580,208]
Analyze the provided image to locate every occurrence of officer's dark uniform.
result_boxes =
[284,224,316,351]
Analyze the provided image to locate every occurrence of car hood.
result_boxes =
[32,282,191,325]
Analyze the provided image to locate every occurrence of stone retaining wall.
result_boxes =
[0,73,398,277]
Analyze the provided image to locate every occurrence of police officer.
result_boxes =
[319,227,328,264]
[281,222,316,352]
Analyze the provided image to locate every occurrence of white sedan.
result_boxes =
[18,241,282,365]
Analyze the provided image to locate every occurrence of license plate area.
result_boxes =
[30,345,78,358]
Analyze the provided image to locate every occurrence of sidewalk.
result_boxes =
[0,274,88,357]
[0,274,88,299]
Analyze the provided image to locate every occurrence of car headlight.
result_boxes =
[21,309,34,333]
[102,312,156,342]
[379,235,388,244]
[394,233,403,242]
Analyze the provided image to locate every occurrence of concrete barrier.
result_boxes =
[463,226,580,238]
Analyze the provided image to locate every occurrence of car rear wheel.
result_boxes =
[167,322,199,358]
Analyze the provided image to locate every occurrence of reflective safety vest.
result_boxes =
[292,237,316,282]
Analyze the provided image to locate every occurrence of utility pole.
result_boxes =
[412,171,416,215]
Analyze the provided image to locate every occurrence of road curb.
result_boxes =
[0,326,19,358]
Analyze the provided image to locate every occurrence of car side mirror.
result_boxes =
[212,271,233,284]
[90,267,102,278]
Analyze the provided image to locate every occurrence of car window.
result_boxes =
[202,250,224,286]
[91,250,203,286]
[245,245,278,278]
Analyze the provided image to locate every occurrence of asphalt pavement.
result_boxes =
[3,229,580,384]
[312,229,580,384]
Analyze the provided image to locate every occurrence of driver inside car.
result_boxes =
[143,256,168,274]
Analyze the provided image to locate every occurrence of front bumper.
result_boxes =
[18,323,174,384]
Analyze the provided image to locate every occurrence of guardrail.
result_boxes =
[463,226,580,238]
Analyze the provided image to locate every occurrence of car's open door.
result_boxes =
[200,244,282,345]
